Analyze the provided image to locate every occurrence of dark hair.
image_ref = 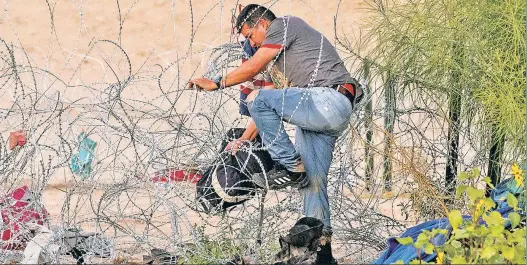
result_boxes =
[235,4,276,33]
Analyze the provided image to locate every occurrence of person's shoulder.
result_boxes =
[269,16,306,31]
[285,16,304,23]
[271,16,305,25]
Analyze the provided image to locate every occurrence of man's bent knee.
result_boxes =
[246,90,260,103]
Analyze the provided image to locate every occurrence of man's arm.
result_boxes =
[188,47,281,91]
[225,118,259,155]
[240,118,258,141]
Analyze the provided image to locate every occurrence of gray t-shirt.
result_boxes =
[262,16,352,88]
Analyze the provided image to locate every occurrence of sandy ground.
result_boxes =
[0,0,437,263]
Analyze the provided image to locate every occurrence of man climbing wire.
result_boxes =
[188,4,362,263]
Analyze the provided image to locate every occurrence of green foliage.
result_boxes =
[362,0,526,149]
[448,210,462,230]
[179,225,280,264]
[470,0,526,147]
[179,225,241,264]
[395,168,526,264]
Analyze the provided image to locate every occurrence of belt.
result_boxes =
[332,83,356,102]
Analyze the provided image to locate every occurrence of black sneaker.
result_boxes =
[252,163,308,190]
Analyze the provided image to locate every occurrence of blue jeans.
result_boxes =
[247,87,352,230]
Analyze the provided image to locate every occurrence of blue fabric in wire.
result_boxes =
[70,132,97,179]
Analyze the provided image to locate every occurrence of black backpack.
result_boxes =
[195,128,274,214]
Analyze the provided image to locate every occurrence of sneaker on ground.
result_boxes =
[251,163,308,190]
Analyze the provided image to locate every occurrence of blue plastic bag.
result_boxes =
[70,132,97,179]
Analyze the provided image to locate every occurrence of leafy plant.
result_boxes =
[358,0,526,149]
[395,166,525,264]
[178,225,240,264]
[179,224,280,264]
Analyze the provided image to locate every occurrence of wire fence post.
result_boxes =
[363,58,375,191]
[446,41,462,200]
[486,126,505,195]
[382,70,396,192]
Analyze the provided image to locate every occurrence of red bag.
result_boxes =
[151,168,202,183]
[0,186,49,250]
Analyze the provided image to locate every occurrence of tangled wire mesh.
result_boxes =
[0,0,513,264]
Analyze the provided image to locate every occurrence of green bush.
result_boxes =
[361,0,526,149]
[178,225,240,264]
[395,166,525,264]
[179,224,281,264]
